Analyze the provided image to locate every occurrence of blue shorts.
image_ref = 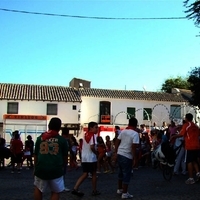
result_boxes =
[117,154,132,184]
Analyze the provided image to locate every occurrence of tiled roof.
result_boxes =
[79,88,188,102]
[178,89,192,101]
[0,83,81,102]
[0,83,190,103]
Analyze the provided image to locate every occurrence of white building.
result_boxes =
[0,83,81,143]
[0,78,197,143]
[79,87,196,127]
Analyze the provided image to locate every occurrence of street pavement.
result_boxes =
[0,164,200,200]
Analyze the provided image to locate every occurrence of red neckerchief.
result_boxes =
[126,126,140,133]
[41,130,59,140]
[126,126,135,130]
[85,132,94,143]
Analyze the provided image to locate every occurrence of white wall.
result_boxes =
[80,97,188,127]
[0,100,81,124]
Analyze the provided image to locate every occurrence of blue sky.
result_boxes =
[0,0,199,91]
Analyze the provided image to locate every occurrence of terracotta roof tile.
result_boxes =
[0,83,81,102]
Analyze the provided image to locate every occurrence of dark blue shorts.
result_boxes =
[186,150,199,163]
[117,154,132,184]
[81,162,97,173]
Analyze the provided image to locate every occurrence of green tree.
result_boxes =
[184,0,200,27]
[161,76,190,93]
[188,67,200,108]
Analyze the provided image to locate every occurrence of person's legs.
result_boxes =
[122,184,128,194]
[50,192,59,200]
[73,172,88,190]
[187,162,193,178]
[185,150,196,184]
[194,161,199,172]
[34,186,43,200]
[117,156,123,191]
[174,150,182,174]
[34,176,48,199]
[117,155,132,194]
[92,171,97,191]
[11,154,15,172]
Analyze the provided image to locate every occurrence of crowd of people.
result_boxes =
[1,113,200,199]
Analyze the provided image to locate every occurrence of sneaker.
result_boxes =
[96,171,101,174]
[88,174,98,179]
[88,174,92,178]
[121,192,133,199]
[71,189,84,197]
[17,170,21,174]
[64,187,70,192]
[196,172,200,182]
[185,178,195,184]
[160,161,167,165]
[117,189,123,194]
[167,163,174,167]
[11,171,14,174]
[92,190,101,196]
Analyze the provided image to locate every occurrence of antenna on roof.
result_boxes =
[125,85,126,90]
[143,85,147,93]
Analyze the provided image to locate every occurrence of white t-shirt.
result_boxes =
[117,129,140,159]
[81,134,97,163]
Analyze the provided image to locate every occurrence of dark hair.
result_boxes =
[128,117,138,127]
[62,127,69,136]
[115,126,120,130]
[88,121,98,130]
[12,130,19,137]
[14,132,20,139]
[48,117,62,131]
[97,136,104,144]
[71,136,78,145]
[27,135,32,140]
[185,113,193,121]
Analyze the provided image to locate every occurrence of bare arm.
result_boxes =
[90,144,97,155]
[114,138,121,154]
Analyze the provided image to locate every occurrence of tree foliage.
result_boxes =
[184,0,200,27]
[188,67,200,108]
[161,76,190,93]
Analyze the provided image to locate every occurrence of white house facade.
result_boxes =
[79,88,196,127]
[0,78,198,143]
[0,83,81,143]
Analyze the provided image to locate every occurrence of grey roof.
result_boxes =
[0,83,189,103]
[0,83,81,102]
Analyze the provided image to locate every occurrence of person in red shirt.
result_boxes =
[10,131,23,173]
[171,113,200,184]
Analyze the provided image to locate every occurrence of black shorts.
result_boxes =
[81,162,97,173]
[11,153,23,163]
[186,150,199,163]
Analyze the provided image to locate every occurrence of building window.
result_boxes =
[170,105,181,119]
[47,104,58,115]
[72,105,77,110]
[99,101,111,124]
[7,102,18,114]
[127,107,135,119]
[143,108,152,120]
